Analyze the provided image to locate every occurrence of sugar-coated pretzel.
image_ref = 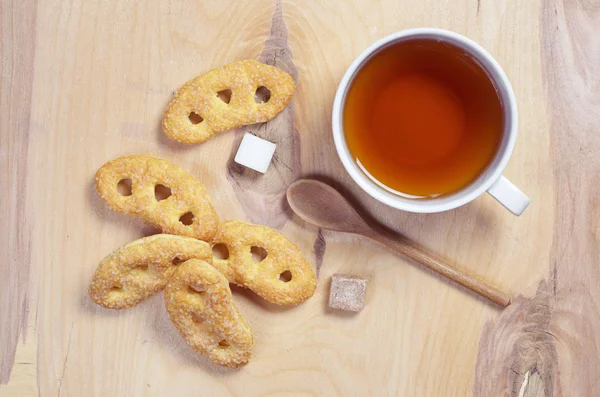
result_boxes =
[211,220,317,305]
[95,155,218,241]
[89,234,212,309]
[162,60,294,144]
[164,260,254,368]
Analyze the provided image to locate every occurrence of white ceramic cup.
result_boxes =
[332,28,530,215]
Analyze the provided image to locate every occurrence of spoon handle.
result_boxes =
[367,230,511,307]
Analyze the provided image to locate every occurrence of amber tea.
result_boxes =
[343,38,504,198]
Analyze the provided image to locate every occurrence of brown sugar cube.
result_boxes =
[328,274,367,312]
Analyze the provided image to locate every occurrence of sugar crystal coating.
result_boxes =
[89,234,212,309]
[210,220,317,305]
[95,155,219,241]
[162,60,295,144]
[164,260,254,368]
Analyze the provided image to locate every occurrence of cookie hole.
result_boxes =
[216,89,232,104]
[154,184,172,201]
[255,86,271,103]
[218,339,230,348]
[279,270,292,283]
[117,178,133,196]
[188,112,204,124]
[179,212,195,226]
[188,285,205,295]
[212,243,229,260]
[250,246,267,263]
[172,257,184,266]
[192,313,204,323]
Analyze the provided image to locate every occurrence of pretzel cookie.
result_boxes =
[164,260,254,368]
[211,221,317,305]
[89,235,212,309]
[95,155,218,240]
[162,60,294,144]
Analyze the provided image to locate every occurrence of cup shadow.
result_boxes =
[296,172,499,258]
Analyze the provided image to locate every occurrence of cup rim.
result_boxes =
[332,28,518,213]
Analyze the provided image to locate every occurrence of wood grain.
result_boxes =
[226,0,301,229]
[370,231,511,307]
[0,0,37,385]
[474,0,600,395]
[1,0,596,396]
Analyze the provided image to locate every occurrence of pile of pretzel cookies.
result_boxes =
[89,61,316,368]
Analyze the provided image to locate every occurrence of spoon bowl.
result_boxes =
[287,180,370,234]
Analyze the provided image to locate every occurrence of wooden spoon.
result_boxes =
[286,179,511,307]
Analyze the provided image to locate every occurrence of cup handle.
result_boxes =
[487,175,530,216]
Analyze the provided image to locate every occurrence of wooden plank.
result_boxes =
[3,0,598,395]
[0,0,37,387]
[474,0,600,395]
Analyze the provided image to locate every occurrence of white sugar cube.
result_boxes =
[234,133,276,173]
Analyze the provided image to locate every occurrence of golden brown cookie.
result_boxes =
[95,155,218,240]
[164,260,254,368]
[89,234,212,309]
[162,60,294,144]
[210,220,317,305]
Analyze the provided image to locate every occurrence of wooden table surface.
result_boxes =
[2,0,599,396]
